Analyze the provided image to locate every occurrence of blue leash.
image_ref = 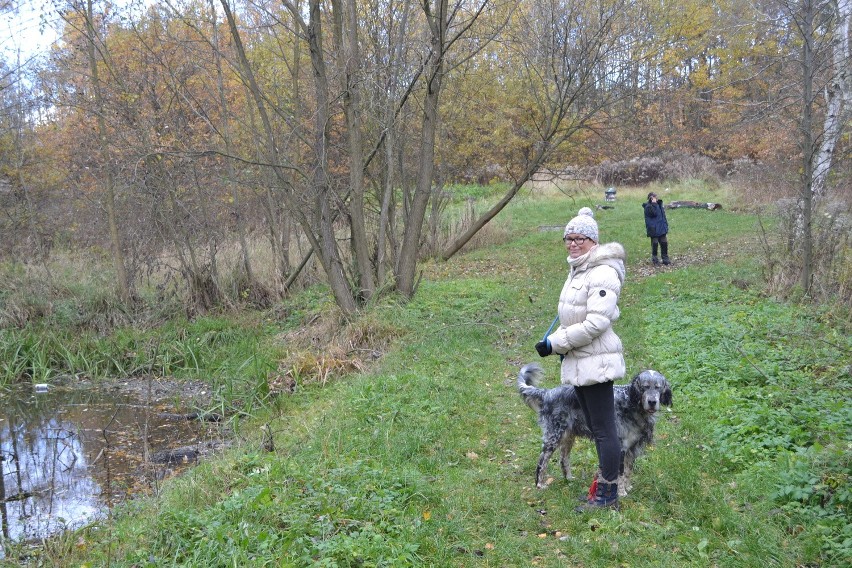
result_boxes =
[542,315,559,341]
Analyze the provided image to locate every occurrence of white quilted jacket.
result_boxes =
[547,242,627,387]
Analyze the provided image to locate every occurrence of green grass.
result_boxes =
[5,183,850,567]
[0,314,279,419]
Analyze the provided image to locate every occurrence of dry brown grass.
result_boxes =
[267,310,406,394]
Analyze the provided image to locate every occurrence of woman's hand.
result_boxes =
[535,340,552,357]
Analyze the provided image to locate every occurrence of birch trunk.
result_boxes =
[85,0,132,305]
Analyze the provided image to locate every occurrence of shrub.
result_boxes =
[759,198,851,304]
[771,446,852,565]
[595,153,722,186]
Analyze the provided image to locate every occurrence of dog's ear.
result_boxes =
[628,374,642,407]
[661,381,673,407]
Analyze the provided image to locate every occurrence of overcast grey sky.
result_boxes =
[1,1,60,64]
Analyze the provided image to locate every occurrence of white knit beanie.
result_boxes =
[563,208,599,243]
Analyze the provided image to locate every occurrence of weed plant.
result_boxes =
[3,182,850,567]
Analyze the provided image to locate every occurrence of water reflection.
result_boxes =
[1,383,218,550]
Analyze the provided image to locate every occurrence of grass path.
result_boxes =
[31,188,849,567]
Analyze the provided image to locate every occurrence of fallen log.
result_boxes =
[150,446,199,464]
[2,491,34,503]
[666,200,723,210]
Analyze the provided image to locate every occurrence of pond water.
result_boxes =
[0,380,222,553]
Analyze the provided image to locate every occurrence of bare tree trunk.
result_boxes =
[281,0,302,284]
[396,0,448,298]
[377,122,396,288]
[243,90,289,287]
[333,0,375,301]
[211,0,254,286]
[222,0,358,315]
[304,0,359,314]
[794,0,851,293]
[375,1,413,288]
[442,152,544,260]
[84,0,132,305]
[9,58,52,274]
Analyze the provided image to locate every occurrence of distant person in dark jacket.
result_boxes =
[642,192,670,265]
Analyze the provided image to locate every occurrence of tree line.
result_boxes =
[0,0,849,316]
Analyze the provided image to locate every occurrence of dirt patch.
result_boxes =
[631,246,742,279]
[68,374,217,411]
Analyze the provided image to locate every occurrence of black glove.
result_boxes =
[535,339,552,357]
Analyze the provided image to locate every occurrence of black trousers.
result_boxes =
[651,234,668,257]
[574,380,620,482]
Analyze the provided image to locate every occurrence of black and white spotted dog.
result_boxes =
[517,362,672,496]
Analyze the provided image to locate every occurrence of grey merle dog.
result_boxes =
[517,362,672,496]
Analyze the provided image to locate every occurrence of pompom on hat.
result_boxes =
[563,207,599,243]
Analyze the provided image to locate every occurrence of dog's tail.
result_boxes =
[517,363,547,412]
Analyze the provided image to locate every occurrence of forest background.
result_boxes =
[1,0,849,321]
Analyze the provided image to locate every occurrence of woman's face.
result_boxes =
[564,233,596,258]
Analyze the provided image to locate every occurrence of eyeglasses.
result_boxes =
[563,236,588,245]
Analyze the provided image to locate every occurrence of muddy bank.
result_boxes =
[74,374,217,408]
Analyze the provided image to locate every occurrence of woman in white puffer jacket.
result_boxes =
[534,207,626,511]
